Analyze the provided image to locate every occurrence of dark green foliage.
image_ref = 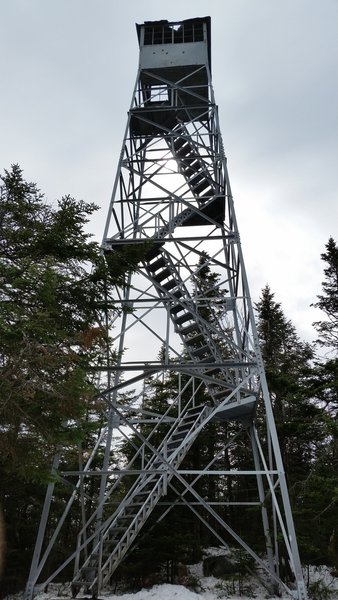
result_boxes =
[0,165,144,594]
[0,166,103,458]
[255,283,338,568]
[305,237,338,569]
[312,237,338,352]
[256,286,324,476]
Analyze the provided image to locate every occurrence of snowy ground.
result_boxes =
[33,583,285,600]
[6,552,338,599]
[30,565,338,600]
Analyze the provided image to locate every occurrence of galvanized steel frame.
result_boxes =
[25,18,307,600]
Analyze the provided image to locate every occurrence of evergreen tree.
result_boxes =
[307,238,338,568]
[312,237,338,353]
[0,165,143,593]
[311,237,338,419]
[255,286,321,478]
[255,286,327,562]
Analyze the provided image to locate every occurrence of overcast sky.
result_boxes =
[1,0,337,344]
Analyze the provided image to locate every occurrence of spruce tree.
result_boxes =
[255,286,327,562]
[0,165,142,593]
[308,238,338,568]
[255,286,320,478]
[312,237,338,353]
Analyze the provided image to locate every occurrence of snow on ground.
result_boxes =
[32,583,291,600]
[6,552,338,599]
[26,563,338,600]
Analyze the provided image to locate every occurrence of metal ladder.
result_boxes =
[171,124,216,200]
[168,124,224,225]
[71,404,211,597]
[148,123,223,240]
[144,245,237,407]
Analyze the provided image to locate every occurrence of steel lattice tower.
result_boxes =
[25,17,308,600]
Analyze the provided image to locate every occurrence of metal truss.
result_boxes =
[25,18,307,600]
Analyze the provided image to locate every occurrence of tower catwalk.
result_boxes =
[25,17,308,600]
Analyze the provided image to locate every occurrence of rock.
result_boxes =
[203,555,238,577]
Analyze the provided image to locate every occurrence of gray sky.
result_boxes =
[1,0,337,343]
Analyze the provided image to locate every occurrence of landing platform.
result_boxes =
[212,396,257,422]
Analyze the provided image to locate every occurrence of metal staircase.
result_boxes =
[144,245,252,415]
[170,124,224,226]
[71,404,211,597]
[147,123,223,241]
[172,124,216,199]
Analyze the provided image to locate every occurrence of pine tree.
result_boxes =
[255,286,328,562]
[0,165,143,593]
[312,237,338,353]
[307,238,338,568]
[255,286,321,477]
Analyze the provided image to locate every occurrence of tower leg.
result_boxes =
[24,454,60,600]
[250,424,279,596]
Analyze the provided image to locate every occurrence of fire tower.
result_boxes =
[25,18,308,600]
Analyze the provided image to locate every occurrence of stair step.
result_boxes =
[162,279,177,291]
[193,179,210,194]
[208,367,222,376]
[119,514,137,521]
[138,481,156,489]
[199,356,216,364]
[212,390,226,400]
[189,171,205,185]
[82,566,96,574]
[172,418,196,438]
[183,411,202,420]
[185,405,205,414]
[184,161,201,178]
[148,256,166,272]
[176,143,192,158]
[123,508,139,517]
[167,441,182,450]
[172,427,190,437]
[154,268,172,282]
[185,333,204,346]
[174,420,192,428]
[180,323,199,336]
[191,345,211,357]
[134,494,152,501]
[171,434,189,444]
[146,244,164,260]
[169,437,186,447]
[175,427,193,437]
[200,189,215,200]
[106,530,121,538]
[170,304,184,315]
[174,311,193,325]
[136,489,154,496]
[173,136,185,150]
[174,425,192,435]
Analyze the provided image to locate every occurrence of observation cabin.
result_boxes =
[132,17,212,135]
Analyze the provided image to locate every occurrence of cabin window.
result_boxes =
[149,85,169,103]
[143,21,204,46]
